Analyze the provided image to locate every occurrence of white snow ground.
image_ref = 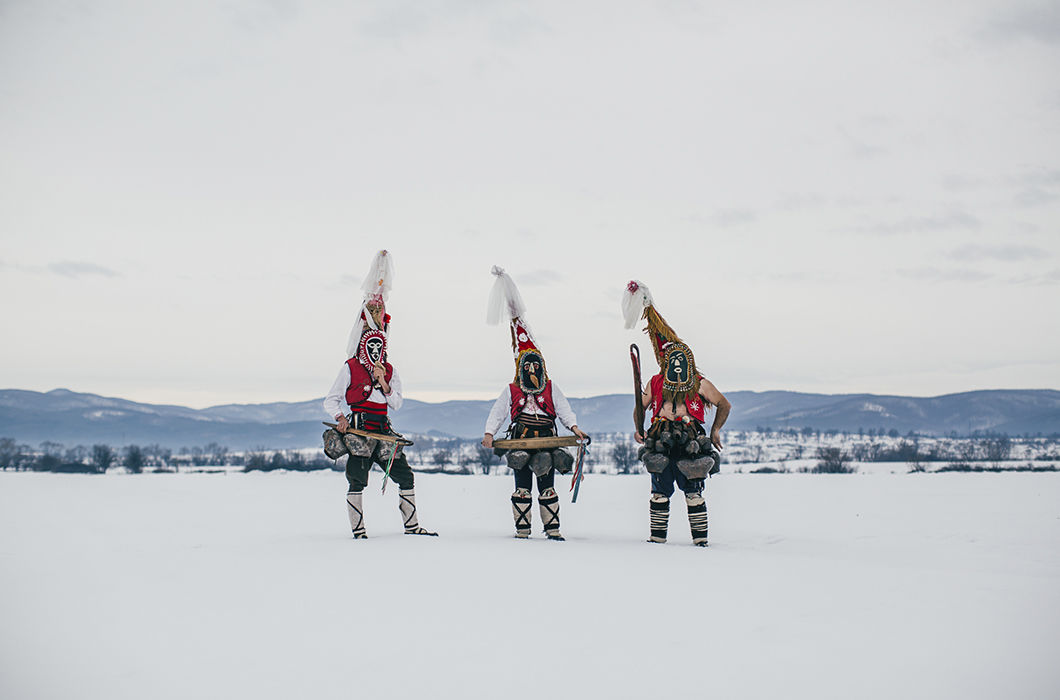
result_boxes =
[1,472,1058,700]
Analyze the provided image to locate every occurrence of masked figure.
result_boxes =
[622,280,731,546]
[482,266,589,540]
[322,250,436,539]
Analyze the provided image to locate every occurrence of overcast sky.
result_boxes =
[1,0,1058,408]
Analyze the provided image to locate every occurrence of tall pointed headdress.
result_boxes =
[487,266,548,394]
[345,250,395,359]
[622,280,700,404]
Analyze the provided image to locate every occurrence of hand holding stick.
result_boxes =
[372,362,391,395]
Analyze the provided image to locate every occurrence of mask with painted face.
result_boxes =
[358,329,387,371]
[517,349,547,395]
[662,342,697,395]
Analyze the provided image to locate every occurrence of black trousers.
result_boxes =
[346,453,414,492]
[513,467,555,494]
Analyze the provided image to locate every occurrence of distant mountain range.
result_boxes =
[1,388,1058,450]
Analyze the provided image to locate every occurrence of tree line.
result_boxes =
[0,438,172,473]
[807,437,1054,474]
[0,438,336,474]
[8,432,1054,476]
[750,426,1059,440]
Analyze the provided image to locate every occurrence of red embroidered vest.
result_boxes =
[509,381,557,422]
[345,358,394,416]
[649,373,706,423]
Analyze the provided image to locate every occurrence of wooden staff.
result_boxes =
[631,343,646,438]
[322,422,414,446]
[492,435,582,450]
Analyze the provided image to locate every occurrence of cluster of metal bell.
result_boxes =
[638,423,709,456]
[638,423,715,476]
[505,448,574,475]
[322,428,401,461]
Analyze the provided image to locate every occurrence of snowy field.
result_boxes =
[1,471,1058,700]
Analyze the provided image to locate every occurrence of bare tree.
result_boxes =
[143,444,172,470]
[432,449,452,467]
[244,450,269,471]
[982,436,1012,468]
[91,444,115,473]
[0,437,16,469]
[813,447,853,474]
[205,442,229,466]
[475,445,498,475]
[14,443,32,470]
[906,439,924,473]
[123,445,145,473]
[957,440,979,463]
[64,445,88,467]
[612,442,639,475]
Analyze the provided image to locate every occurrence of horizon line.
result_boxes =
[4,385,1058,411]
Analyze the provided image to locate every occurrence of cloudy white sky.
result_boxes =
[1,0,1058,408]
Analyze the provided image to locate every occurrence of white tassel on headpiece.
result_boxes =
[486,265,528,326]
[346,250,395,357]
[621,279,653,329]
[360,249,394,303]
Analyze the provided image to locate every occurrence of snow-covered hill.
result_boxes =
[1,387,1058,449]
[1,471,1057,699]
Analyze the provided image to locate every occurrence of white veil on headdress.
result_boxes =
[360,250,394,307]
[486,265,526,327]
[621,279,654,329]
[487,266,548,391]
[345,250,395,357]
[487,265,540,352]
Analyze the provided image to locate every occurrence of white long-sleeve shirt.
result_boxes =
[483,382,578,437]
[323,363,403,419]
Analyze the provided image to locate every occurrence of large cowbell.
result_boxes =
[358,329,387,369]
[663,342,696,392]
[518,349,546,394]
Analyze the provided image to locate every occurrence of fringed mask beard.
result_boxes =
[662,342,699,404]
[517,350,547,395]
[358,330,387,371]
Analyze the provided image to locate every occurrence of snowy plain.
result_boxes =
[1,471,1058,700]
